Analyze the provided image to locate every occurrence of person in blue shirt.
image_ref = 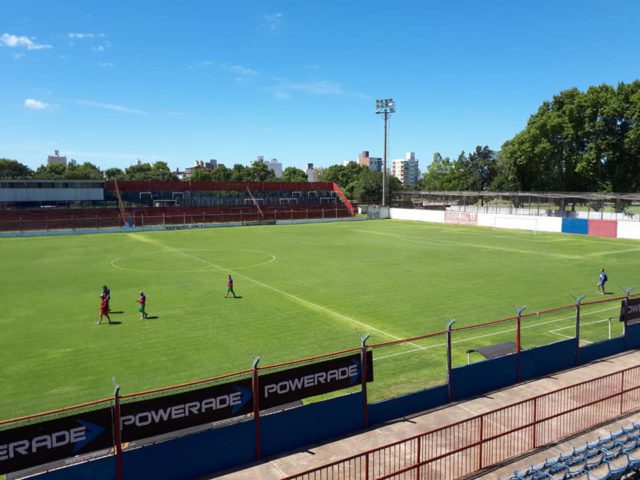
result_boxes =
[597,268,608,294]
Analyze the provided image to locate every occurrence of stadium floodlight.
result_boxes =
[375,98,396,207]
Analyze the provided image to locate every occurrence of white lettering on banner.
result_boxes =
[445,211,478,225]
[263,365,358,398]
[0,427,87,461]
[120,392,243,428]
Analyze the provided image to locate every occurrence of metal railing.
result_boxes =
[283,364,640,480]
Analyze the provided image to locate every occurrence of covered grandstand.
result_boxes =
[0,180,355,231]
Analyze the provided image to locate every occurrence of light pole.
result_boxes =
[375,98,395,207]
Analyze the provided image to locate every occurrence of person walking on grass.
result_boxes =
[97,294,111,325]
[597,268,608,294]
[138,291,148,319]
[225,274,237,298]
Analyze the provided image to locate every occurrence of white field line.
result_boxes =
[374,305,618,362]
[124,234,426,350]
[351,229,580,260]
[582,247,640,258]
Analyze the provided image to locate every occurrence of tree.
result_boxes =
[318,161,367,197]
[104,168,126,180]
[64,162,103,180]
[211,165,232,181]
[282,167,308,182]
[33,163,67,179]
[0,159,33,179]
[422,153,458,190]
[247,161,276,182]
[190,169,213,181]
[230,164,250,182]
[453,147,498,191]
[124,161,178,181]
[499,81,640,193]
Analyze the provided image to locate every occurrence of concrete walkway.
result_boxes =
[213,350,640,479]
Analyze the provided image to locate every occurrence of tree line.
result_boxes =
[0,159,310,183]
[423,81,640,193]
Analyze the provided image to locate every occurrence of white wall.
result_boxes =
[618,221,640,240]
[477,214,562,233]
[390,208,445,223]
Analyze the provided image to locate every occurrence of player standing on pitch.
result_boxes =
[138,291,148,319]
[97,294,111,325]
[225,274,238,298]
[597,268,608,294]
[102,285,111,312]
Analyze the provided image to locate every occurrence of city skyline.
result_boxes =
[2,1,639,171]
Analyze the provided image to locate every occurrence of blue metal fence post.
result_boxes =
[446,320,456,402]
[515,306,526,382]
[573,295,586,365]
[360,333,370,428]
[251,357,262,460]
[112,378,123,480]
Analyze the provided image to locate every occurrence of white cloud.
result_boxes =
[24,98,50,110]
[1,33,52,50]
[68,33,105,39]
[76,100,146,115]
[262,13,283,31]
[97,62,114,68]
[92,45,105,52]
[228,65,257,77]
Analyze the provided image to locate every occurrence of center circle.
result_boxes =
[110,248,276,273]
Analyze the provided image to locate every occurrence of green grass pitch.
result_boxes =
[1,220,639,420]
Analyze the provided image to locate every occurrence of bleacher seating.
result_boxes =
[0,204,353,232]
[504,422,640,480]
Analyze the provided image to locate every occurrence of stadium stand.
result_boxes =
[504,423,640,480]
[0,180,355,232]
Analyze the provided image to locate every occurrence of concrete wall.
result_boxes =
[618,221,640,240]
[389,208,640,240]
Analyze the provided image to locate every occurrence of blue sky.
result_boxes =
[1,1,639,172]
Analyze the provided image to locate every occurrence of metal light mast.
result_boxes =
[375,98,395,207]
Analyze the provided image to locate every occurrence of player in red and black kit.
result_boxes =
[138,291,148,319]
[225,274,237,298]
[97,294,111,325]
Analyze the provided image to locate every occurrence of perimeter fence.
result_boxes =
[0,292,638,478]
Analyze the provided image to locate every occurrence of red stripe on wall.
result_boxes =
[588,219,618,238]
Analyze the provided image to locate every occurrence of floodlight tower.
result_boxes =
[375,98,396,207]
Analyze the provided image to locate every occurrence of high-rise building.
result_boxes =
[255,156,283,177]
[305,163,315,182]
[47,150,67,166]
[391,152,420,185]
[358,151,382,172]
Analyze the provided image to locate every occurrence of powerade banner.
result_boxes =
[120,378,253,443]
[259,351,373,410]
[620,297,640,324]
[119,352,373,443]
[0,407,113,475]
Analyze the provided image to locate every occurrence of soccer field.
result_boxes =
[1,220,639,420]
